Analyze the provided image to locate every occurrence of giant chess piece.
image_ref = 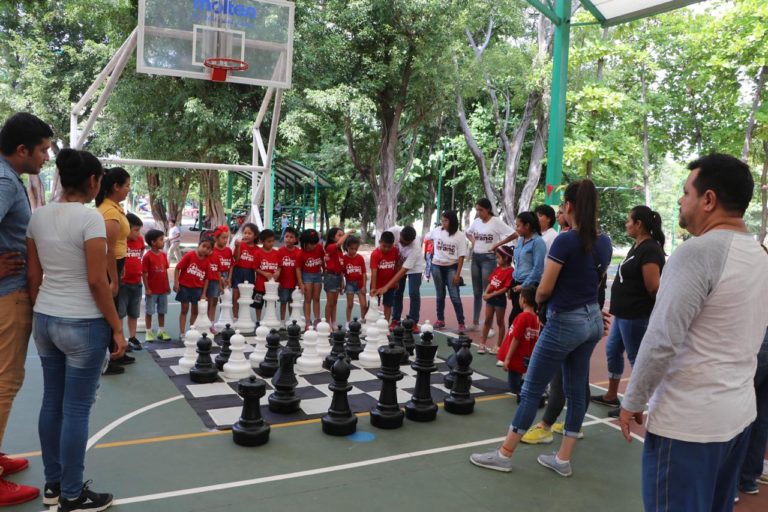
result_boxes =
[215,324,235,371]
[285,320,303,353]
[136,295,146,333]
[444,335,468,390]
[361,296,380,337]
[195,299,213,338]
[405,330,439,422]
[289,287,304,326]
[324,326,347,370]
[420,319,433,335]
[401,318,417,355]
[232,376,271,446]
[215,287,235,332]
[261,278,281,330]
[444,340,475,415]
[375,317,390,347]
[390,324,410,365]
[223,330,253,379]
[316,318,332,356]
[258,329,282,378]
[296,327,323,373]
[234,281,256,334]
[249,322,269,367]
[179,324,202,370]
[268,348,301,413]
[345,318,363,360]
[357,326,382,368]
[190,333,218,383]
[321,355,357,436]
[370,345,406,429]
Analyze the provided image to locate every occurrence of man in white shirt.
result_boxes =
[167,218,182,264]
[381,225,425,331]
[534,205,558,253]
[620,154,768,511]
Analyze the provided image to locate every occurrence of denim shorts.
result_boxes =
[207,280,220,298]
[145,293,168,315]
[278,287,293,304]
[117,282,142,319]
[345,281,361,294]
[302,271,323,285]
[220,271,230,283]
[485,293,507,309]
[324,273,343,293]
[176,285,203,304]
[231,267,255,288]
[381,288,395,307]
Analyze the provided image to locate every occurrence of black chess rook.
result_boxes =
[232,376,271,446]
[190,333,218,384]
[370,345,405,429]
[321,355,358,436]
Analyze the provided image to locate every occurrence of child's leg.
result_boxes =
[208,296,218,322]
[158,314,165,329]
[145,314,153,332]
[280,302,287,321]
[312,284,321,321]
[327,291,338,326]
[358,292,368,319]
[383,305,392,321]
[303,283,312,326]
[495,307,507,349]
[127,316,138,338]
[190,302,198,326]
[233,287,241,318]
[346,294,354,322]
[179,302,189,335]
[480,306,495,351]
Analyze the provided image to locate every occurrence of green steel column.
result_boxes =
[198,200,204,231]
[313,175,319,230]
[544,0,572,207]
[265,158,276,229]
[226,172,233,224]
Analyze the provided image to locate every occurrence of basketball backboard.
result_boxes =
[138,0,294,87]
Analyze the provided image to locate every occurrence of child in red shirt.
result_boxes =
[479,245,514,354]
[498,286,540,395]
[298,229,324,329]
[232,223,259,320]
[277,227,300,323]
[323,227,356,327]
[252,229,281,321]
[118,213,144,351]
[342,236,367,324]
[174,237,213,337]
[142,229,171,342]
[206,225,232,326]
[370,231,400,321]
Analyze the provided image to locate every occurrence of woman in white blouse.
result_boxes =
[425,210,467,332]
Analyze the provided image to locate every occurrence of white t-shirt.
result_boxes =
[540,228,558,254]
[466,216,515,254]
[169,225,181,244]
[426,227,468,266]
[622,230,768,443]
[387,226,425,274]
[27,202,107,319]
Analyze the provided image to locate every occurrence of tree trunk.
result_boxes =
[641,69,652,206]
[759,141,768,245]
[166,172,192,231]
[145,168,168,232]
[360,205,370,244]
[518,110,548,212]
[422,175,436,236]
[742,65,767,162]
[27,174,46,210]
[501,90,541,224]
[338,187,351,229]
[200,170,226,228]
[456,91,496,212]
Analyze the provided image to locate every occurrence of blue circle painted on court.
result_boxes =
[347,431,376,443]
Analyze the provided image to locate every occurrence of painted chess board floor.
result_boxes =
[146,337,509,430]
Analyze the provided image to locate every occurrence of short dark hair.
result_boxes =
[260,229,275,242]
[400,225,416,243]
[520,286,537,309]
[199,236,215,248]
[344,235,361,251]
[688,154,754,215]
[300,228,320,249]
[144,229,164,246]
[283,226,298,238]
[242,223,260,239]
[56,148,103,195]
[379,231,395,244]
[0,112,53,155]
[534,205,556,229]
[126,212,143,228]
[441,210,459,236]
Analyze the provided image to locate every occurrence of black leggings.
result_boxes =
[542,369,591,426]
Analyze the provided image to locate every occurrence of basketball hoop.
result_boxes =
[203,57,249,82]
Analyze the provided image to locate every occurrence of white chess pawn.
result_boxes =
[358,325,381,368]
[362,295,380,337]
[420,319,433,334]
[316,317,332,356]
[296,327,323,373]
[178,324,201,370]
[261,278,281,329]
[234,281,255,333]
[215,287,234,331]
[136,295,146,333]
[375,317,390,349]
[195,299,213,337]
[289,287,304,326]
[249,323,270,368]
[223,330,253,379]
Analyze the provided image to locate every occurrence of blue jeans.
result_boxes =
[471,253,496,324]
[740,331,768,487]
[643,428,751,512]
[507,371,523,395]
[392,273,422,323]
[510,303,602,437]
[431,264,464,324]
[605,316,649,379]
[33,313,111,499]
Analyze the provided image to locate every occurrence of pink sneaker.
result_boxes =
[433,320,446,329]
[458,323,466,333]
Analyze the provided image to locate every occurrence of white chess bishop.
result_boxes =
[234,281,255,333]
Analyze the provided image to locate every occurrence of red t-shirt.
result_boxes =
[254,248,281,293]
[487,266,513,294]
[123,238,144,285]
[278,245,300,289]
[370,246,399,288]
[343,254,366,288]
[213,246,233,274]
[299,244,325,274]
[497,311,540,374]
[235,243,260,269]
[177,250,210,289]
[142,250,170,295]
[323,243,344,274]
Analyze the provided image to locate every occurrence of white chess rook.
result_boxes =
[261,278,280,329]
[289,287,304,326]
[136,295,146,333]
[296,327,323,373]
[196,299,213,337]
[234,281,256,333]
[179,324,202,370]
[215,287,234,331]
[223,330,253,379]
[249,323,270,368]
[358,326,382,368]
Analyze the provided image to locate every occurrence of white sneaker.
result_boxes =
[466,324,479,332]
[496,360,503,367]
[488,328,496,337]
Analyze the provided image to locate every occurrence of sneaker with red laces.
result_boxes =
[433,320,446,329]
[389,320,399,332]
[411,324,420,334]
[458,323,466,333]
[0,454,28,476]
[0,476,39,506]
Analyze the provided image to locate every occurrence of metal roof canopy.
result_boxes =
[527,0,708,206]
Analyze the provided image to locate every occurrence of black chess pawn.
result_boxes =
[345,317,363,360]
[258,329,282,378]
[390,324,410,365]
[401,318,416,355]
[268,348,301,413]
[323,325,347,370]
[232,376,271,446]
[321,355,358,436]
[286,320,302,353]
[444,340,475,415]
[370,345,405,429]
[215,323,235,371]
[405,334,439,422]
[444,335,467,390]
[190,333,218,383]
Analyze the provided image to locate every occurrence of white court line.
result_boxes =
[86,395,184,451]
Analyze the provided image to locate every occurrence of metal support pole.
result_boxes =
[544,0,572,207]
[226,172,233,223]
[313,175,319,230]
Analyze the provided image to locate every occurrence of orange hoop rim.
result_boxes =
[203,57,249,72]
